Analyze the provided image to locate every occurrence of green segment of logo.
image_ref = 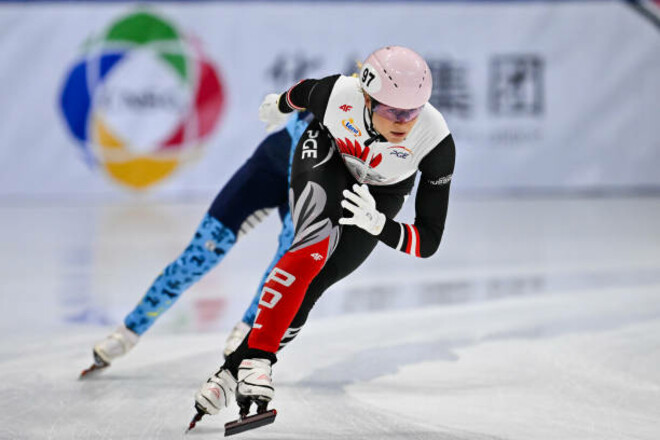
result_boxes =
[105,12,188,81]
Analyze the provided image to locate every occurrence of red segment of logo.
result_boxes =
[339,104,353,112]
[161,58,225,149]
[336,138,382,168]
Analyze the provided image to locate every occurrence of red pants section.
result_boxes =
[248,237,330,353]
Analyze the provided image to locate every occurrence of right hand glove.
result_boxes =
[258,93,289,133]
[339,184,386,236]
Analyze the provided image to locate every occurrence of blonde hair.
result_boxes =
[350,59,363,78]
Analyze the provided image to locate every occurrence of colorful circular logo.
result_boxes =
[60,11,225,190]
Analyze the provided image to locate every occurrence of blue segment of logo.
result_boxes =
[99,52,124,80]
[59,51,126,163]
[60,61,91,144]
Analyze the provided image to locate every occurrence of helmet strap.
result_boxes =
[362,95,386,146]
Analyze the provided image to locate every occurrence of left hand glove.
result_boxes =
[258,93,289,133]
[339,184,386,235]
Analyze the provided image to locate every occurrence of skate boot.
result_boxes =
[223,358,277,436]
[223,321,251,358]
[81,324,139,377]
[236,358,274,403]
[194,369,238,415]
[187,368,239,432]
[93,324,140,364]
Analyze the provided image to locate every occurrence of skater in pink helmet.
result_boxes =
[189,46,456,434]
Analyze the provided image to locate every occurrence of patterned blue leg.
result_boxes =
[124,214,236,335]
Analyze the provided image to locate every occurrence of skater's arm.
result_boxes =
[276,75,341,121]
[377,134,455,258]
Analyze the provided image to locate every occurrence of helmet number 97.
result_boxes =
[361,68,375,87]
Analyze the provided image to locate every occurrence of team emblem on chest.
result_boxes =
[335,137,388,183]
[335,138,382,168]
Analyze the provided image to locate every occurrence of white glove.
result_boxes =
[258,93,289,133]
[339,184,386,235]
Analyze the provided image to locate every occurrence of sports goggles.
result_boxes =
[371,99,424,123]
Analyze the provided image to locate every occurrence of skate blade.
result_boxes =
[185,407,206,433]
[79,361,109,378]
[79,351,110,379]
[224,409,277,437]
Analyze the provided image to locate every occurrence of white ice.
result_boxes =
[1,196,659,439]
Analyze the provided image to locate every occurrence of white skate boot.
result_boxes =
[223,321,251,358]
[93,324,140,364]
[81,324,139,377]
[237,358,274,403]
[194,369,238,415]
[188,363,277,434]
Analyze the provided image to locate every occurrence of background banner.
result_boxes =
[0,1,658,198]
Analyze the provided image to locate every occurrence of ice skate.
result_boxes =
[186,368,238,432]
[223,321,251,358]
[194,368,238,415]
[223,358,277,436]
[80,324,139,378]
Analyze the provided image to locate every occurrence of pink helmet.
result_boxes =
[360,46,432,110]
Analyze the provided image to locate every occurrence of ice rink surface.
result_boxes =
[1,195,659,439]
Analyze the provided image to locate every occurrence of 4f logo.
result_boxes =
[253,268,296,330]
[339,104,352,112]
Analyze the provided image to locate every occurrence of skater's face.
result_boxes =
[365,94,421,144]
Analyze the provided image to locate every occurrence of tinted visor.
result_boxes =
[371,99,424,123]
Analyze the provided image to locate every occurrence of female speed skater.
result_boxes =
[189,46,456,434]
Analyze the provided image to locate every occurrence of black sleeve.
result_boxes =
[377,134,455,258]
[277,74,342,122]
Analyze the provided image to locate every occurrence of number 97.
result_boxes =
[361,68,375,87]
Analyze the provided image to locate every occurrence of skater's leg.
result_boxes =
[237,113,308,325]
[239,209,294,326]
[224,208,294,357]
[224,116,308,355]
[201,121,348,409]
[123,214,236,335]
[244,121,349,360]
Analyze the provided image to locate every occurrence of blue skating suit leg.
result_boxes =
[124,215,235,334]
[124,113,310,336]
[240,113,310,326]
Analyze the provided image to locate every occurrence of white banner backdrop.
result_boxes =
[0,1,658,199]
